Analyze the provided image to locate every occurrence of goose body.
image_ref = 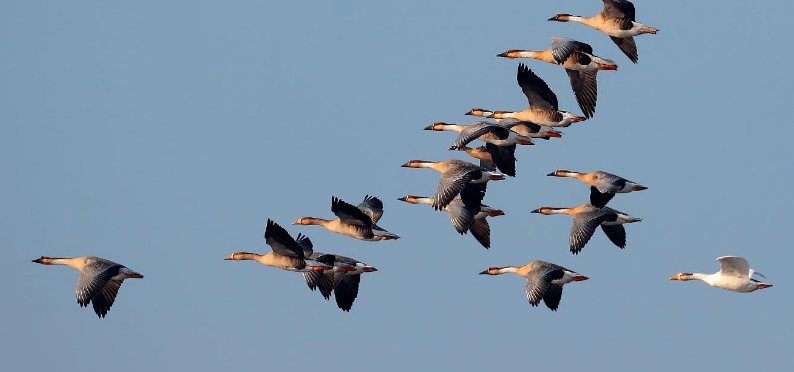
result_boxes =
[401,159,504,210]
[548,0,658,63]
[398,195,504,249]
[532,203,641,254]
[498,37,617,118]
[32,255,143,318]
[547,169,647,208]
[670,256,772,293]
[480,260,588,311]
[468,64,586,127]
[293,195,399,241]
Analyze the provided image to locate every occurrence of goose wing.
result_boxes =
[357,195,384,224]
[445,199,477,234]
[469,216,492,249]
[610,36,638,63]
[589,186,615,208]
[334,274,361,312]
[566,69,598,119]
[570,208,619,254]
[602,0,636,25]
[434,164,480,210]
[484,143,516,177]
[331,196,375,240]
[450,122,511,149]
[517,63,559,110]
[525,265,565,307]
[551,37,593,64]
[600,224,627,248]
[264,219,305,258]
[717,256,750,278]
[76,259,125,318]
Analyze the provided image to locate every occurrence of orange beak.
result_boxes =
[572,275,589,282]
[669,275,681,280]
[598,63,617,71]
[362,267,378,272]
[547,131,562,138]
[341,266,358,272]
[757,284,773,289]
[633,185,648,191]
[312,265,331,271]
[486,210,505,217]
[517,139,535,145]
[571,116,587,123]
[489,174,506,181]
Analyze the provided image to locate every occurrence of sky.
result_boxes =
[2,1,792,371]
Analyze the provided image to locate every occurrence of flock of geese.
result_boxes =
[31,1,772,318]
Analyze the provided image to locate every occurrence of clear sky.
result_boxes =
[2,1,792,371]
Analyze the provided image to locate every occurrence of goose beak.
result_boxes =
[530,208,541,213]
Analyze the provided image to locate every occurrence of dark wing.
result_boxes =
[302,271,336,300]
[331,196,374,240]
[550,37,593,64]
[610,36,638,63]
[445,200,477,234]
[469,217,492,249]
[589,186,616,208]
[565,69,598,119]
[569,210,619,254]
[602,0,636,21]
[484,143,516,177]
[264,219,304,258]
[295,233,314,257]
[76,262,124,318]
[525,268,564,307]
[517,63,559,110]
[433,165,478,210]
[543,284,564,311]
[334,274,361,312]
[479,158,496,171]
[458,181,487,210]
[357,195,384,224]
[600,224,627,248]
[451,122,509,149]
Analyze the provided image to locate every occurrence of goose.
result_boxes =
[467,63,586,127]
[401,159,505,210]
[480,260,588,311]
[293,195,399,241]
[224,219,332,273]
[548,0,658,63]
[398,195,504,249]
[32,255,143,318]
[531,203,641,254]
[294,233,377,311]
[547,169,647,208]
[670,256,772,293]
[462,112,563,139]
[498,37,617,119]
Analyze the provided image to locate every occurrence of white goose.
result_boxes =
[670,256,772,293]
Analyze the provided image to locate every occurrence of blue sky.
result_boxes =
[2,1,792,371]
